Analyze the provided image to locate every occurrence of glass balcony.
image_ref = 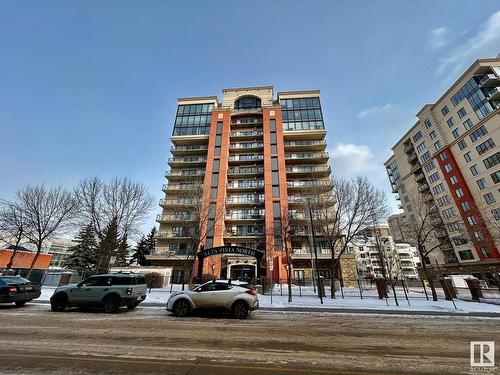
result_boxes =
[286,165,331,177]
[283,140,327,151]
[165,170,204,179]
[225,213,265,220]
[159,198,196,207]
[170,145,208,154]
[226,195,264,204]
[156,214,195,222]
[162,184,200,192]
[407,153,418,164]
[484,86,500,100]
[410,162,422,173]
[479,73,500,88]
[228,154,264,162]
[414,172,425,182]
[227,167,264,176]
[229,142,264,150]
[285,152,329,163]
[168,156,207,166]
[227,181,264,190]
[418,183,429,192]
[230,130,263,138]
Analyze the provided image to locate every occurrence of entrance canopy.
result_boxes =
[196,246,264,278]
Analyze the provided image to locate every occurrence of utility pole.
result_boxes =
[308,201,323,304]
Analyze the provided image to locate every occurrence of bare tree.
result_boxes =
[14,185,77,277]
[377,239,403,306]
[398,193,460,301]
[74,177,154,240]
[305,176,386,298]
[0,201,31,270]
[267,205,301,302]
[168,177,225,289]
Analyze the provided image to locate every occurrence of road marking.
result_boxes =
[0,352,387,374]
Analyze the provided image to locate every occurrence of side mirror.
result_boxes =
[77,283,83,288]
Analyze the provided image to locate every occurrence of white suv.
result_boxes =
[166,280,259,319]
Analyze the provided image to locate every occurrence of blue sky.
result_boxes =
[1,1,500,234]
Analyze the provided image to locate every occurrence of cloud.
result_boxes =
[437,11,500,77]
[330,143,378,174]
[357,103,397,119]
[427,27,450,49]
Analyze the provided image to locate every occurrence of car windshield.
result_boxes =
[0,276,30,285]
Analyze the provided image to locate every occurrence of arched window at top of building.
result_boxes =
[234,96,261,110]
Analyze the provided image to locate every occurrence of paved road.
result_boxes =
[0,303,498,374]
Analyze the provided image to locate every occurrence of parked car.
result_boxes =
[50,273,147,313]
[0,276,42,306]
[166,280,259,319]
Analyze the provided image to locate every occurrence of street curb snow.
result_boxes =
[32,299,500,318]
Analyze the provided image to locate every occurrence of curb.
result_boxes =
[33,299,500,318]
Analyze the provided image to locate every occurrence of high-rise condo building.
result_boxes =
[384,58,500,286]
[149,86,355,283]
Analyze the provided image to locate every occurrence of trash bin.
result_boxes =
[440,278,457,300]
[465,278,483,301]
[375,278,388,299]
[318,276,326,297]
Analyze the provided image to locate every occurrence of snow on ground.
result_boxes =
[39,284,500,314]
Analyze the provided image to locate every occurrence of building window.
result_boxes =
[491,171,500,184]
[463,119,473,130]
[461,201,470,211]
[469,125,488,142]
[452,128,460,139]
[441,106,450,116]
[455,188,464,198]
[432,183,445,195]
[480,247,491,257]
[234,96,261,110]
[457,107,467,118]
[429,172,440,183]
[444,163,452,172]
[421,151,431,161]
[484,192,496,205]
[470,164,480,176]
[416,141,427,153]
[424,118,432,129]
[424,161,436,173]
[450,175,458,185]
[476,138,495,155]
[439,151,447,161]
[413,131,422,142]
[464,152,473,162]
[434,141,442,150]
[477,178,487,190]
[447,117,454,127]
[458,250,474,261]
[458,140,468,150]
[474,231,485,241]
[281,97,324,131]
[429,131,437,140]
[467,216,477,225]
[483,152,500,169]
[437,195,450,206]
[442,207,455,219]
[492,208,500,220]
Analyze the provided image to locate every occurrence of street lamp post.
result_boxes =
[308,201,323,304]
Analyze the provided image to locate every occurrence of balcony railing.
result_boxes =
[434,230,448,238]
[479,73,500,87]
[286,166,331,174]
[228,155,264,162]
[403,143,414,153]
[226,196,264,204]
[229,143,264,149]
[159,198,196,206]
[414,173,425,182]
[226,231,265,237]
[156,214,194,222]
[418,183,429,192]
[162,184,199,191]
[227,167,264,175]
[170,145,208,153]
[227,181,264,189]
[285,152,329,160]
[157,231,190,239]
[484,86,500,100]
[230,130,264,138]
[168,157,207,164]
[165,170,204,178]
[283,140,327,149]
[231,118,262,126]
[225,213,265,220]
[424,194,434,203]
[287,180,332,188]
[411,162,422,173]
[407,153,418,163]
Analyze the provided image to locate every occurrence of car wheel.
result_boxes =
[15,301,27,307]
[232,301,249,319]
[172,299,190,317]
[51,293,68,312]
[102,295,120,314]
[127,302,140,310]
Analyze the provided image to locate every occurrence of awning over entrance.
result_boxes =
[196,246,264,278]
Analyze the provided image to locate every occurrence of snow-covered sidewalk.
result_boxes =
[39,285,500,315]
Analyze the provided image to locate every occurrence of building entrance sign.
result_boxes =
[197,246,264,278]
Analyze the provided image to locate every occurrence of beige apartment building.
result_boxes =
[385,58,500,286]
[149,86,356,283]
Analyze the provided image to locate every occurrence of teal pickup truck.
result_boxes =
[50,273,147,313]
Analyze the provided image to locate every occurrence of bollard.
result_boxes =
[357,279,363,299]
[299,282,302,297]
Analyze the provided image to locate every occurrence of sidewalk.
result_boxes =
[39,286,500,317]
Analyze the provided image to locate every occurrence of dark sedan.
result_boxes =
[0,276,42,306]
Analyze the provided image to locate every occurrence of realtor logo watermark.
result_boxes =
[470,341,495,373]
